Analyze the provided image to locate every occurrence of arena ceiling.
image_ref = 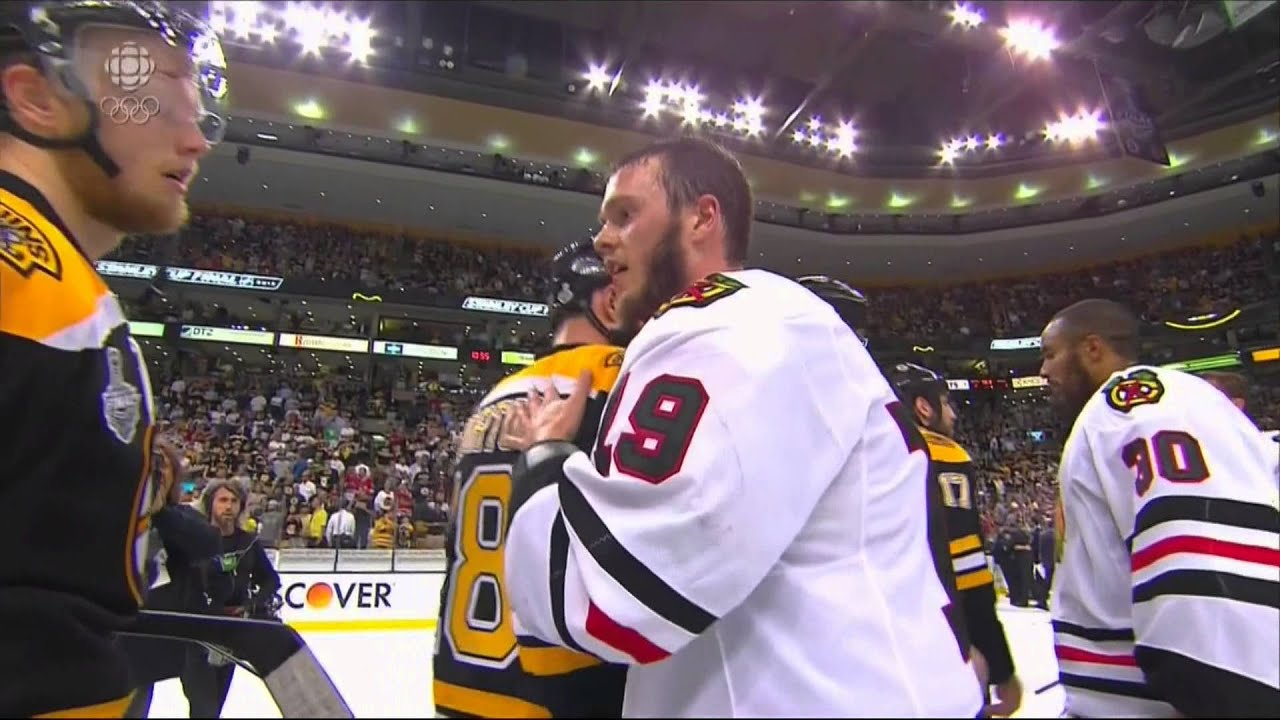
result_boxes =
[189,141,1280,285]
[206,0,1280,184]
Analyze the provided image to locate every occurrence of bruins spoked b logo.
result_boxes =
[0,200,62,279]
[99,95,160,125]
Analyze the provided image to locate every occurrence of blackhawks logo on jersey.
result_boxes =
[0,199,63,280]
[653,273,746,318]
[1103,368,1165,413]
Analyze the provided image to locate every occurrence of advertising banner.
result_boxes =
[274,572,443,631]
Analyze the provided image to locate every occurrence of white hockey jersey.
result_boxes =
[1052,365,1280,718]
[504,269,984,718]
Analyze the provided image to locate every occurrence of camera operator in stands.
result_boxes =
[184,478,283,718]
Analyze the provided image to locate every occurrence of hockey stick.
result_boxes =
[1035,679,1061,695]
[119,609,353,718]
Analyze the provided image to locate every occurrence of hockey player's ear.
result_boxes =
[913,396,933,426]
[690,193,722,245]
[1,61,82,139]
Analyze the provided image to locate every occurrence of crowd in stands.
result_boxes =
[114,213,1278,343]
[155,357,485,551]
[114,213,1280,550]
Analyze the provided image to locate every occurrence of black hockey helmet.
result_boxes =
[0,1,229,177]
[548,239,613,340]
[798,275,868,344]
[886,362,949,409]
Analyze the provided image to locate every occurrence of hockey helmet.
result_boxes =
[885,362,949,408]
[548,239,613,339]
[0,1,229,177]
[798,275,868,344]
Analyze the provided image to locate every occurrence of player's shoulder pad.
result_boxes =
[0,189,66,283]
[1099,367,1166,415]
[652,272,747,319]
[921,427,971,464]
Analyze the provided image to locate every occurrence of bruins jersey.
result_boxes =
[922,427,1016,687]
[433,344,627,718]
[0,173,159,717]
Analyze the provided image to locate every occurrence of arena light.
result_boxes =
[1014,182,1042,200]
[584,63,612,93]
[1043,110,1104,143]
[791,117,858,158]
[344,17,377,65]
[887,192,915,209]
[292,98,325,120]
[947,2,985,28]
[638,80,766,137]
[1001,19,1060,61]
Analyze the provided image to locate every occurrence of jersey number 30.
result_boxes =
[446,463,516,666]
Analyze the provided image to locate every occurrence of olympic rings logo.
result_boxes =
[99,95,160,125]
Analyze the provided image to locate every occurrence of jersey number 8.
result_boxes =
[445,463,516,667]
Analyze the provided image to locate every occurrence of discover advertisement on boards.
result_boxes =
[274,573,442,631]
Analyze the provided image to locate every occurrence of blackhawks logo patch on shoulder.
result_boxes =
[653,273,746,319]
[1103,368,1165,413]
[0,199,63,280]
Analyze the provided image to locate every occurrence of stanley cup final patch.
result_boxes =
[102,346,143,444]
[1102,368,1165,414]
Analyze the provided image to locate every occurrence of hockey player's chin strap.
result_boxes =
[2,103,122,177]
[507,440,578,534]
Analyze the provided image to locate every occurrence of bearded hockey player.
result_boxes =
[501,137,984,717]
[1040,299,1280,718]
[0,2,228,716]
[432,240,627,718]
[885,362,1023,717]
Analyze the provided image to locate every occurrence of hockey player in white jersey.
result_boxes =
[500,137,984,717]
[1039,299,1280,718]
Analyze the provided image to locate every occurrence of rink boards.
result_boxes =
[146,550,1067,718]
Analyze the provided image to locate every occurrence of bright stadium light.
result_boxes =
[289,4,329,56]
[791,117,857,158]
[985,133,1004,150]
[641,80,664,118]
[584,63,611,92]
[1002,19,1060,61]
[229,1,262,39]
[1044,110,1104,143]
[344,17,375,64]
[947,2,984,29]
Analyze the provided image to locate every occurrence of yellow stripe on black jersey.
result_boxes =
[0,172,157,717]
[434,344,626,718]
[921,427,1016,686]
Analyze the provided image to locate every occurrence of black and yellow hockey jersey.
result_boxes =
[922,427,1016,686]
[433,344,627,718]
[0,172,159,717]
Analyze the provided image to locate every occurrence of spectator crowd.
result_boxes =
[110,213,1280,550]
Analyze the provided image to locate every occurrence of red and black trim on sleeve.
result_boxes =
[1129,495,1280,608]
[558,479,717,664]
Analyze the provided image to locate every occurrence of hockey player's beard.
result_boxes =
[616,218,689,336]
[55,150,191,236]
[1049,351,1095,423]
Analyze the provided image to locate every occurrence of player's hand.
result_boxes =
[526,370,593,445]
[149,437,187,513]
[988,674,1023,717]
[970,645,990,690]
[498,399,534,451]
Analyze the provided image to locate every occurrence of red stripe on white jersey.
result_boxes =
[1055,645,1137,667]
[585,602,671,665]
[1131,535,1280,572]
